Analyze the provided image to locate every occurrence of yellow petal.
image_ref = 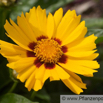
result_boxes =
[68,34,97,51]
[26,7,39,29]
[66,50,97,57]
[80,53,99,60]
[4,20,31,51]
[69,77,86,89]
[65,38,83,49]
[65,69,83,82]
[66,59,100,69]
[0,40,26,57]
[35,64,45,80]
[55,64,70,79]
[33,79,43,91]
[26,6,47,35]
[56,10,76,39]
[7,57,35,73]
[25,67,44,91]
[62,21,87,45]
[62,79,84,94]
[55,11,81,40]
[26,7,43,38]
[16,13,36,42]
[47,13,55,38]
[59,60,98,76]
[25,71,36,91]
[61,15,81,40]
[36,6,47,34]
[54,8,63,27]
[42,69,50,83]
[68,53,99,60]
[49,68,60,81]
[17,65,36,82]
[6,55,22,63]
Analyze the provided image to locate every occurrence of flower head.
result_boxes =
[0,6,100,94]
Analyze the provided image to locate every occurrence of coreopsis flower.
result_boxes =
[0,6,100,94]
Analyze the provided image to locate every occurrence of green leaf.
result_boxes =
[0,93,37,103]
[10,0,38,21]
[36,88,50,101]
[0,7,11,40]
[0,58,11,89]
[46,0,73,14]
[86,29,103,44]
[35,0,74,14]
[84,18,103,28]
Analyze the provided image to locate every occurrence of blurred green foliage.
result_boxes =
[0,0,103,103]
[0,93,36,103]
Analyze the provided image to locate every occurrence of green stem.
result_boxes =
[8,81,18,93]
[30,90,37,100]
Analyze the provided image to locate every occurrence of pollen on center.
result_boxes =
[34,39,63,63]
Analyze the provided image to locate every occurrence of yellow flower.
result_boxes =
[0,6,100,94]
